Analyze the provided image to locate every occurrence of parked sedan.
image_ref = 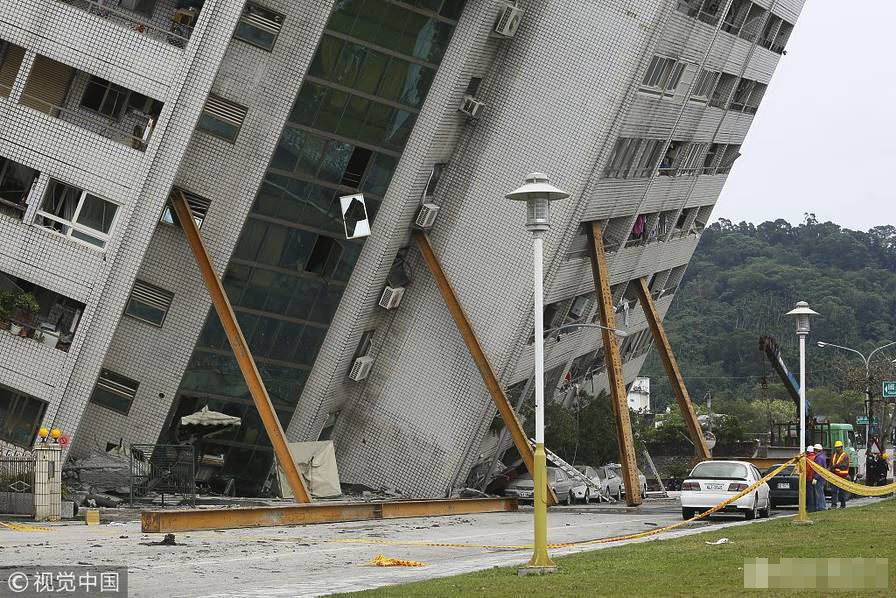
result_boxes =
[681,460,770,520]
[763,463,799,507]
[579,465,623,500]
[504,467,585,505]
[608,464,648,499]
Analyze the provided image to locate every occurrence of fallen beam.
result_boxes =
[142,497,518,533]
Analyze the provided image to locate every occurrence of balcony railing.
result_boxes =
[20,92,155,150]
[57,0,197,49]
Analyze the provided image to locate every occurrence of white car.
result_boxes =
[680,460,771,520]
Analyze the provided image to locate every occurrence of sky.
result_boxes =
[715,0,896,232]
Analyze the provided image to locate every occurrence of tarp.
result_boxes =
[277,441,342,499]
[180,406,241,427]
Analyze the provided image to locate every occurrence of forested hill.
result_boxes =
[641,216,896,417]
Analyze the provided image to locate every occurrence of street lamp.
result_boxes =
[785,300,818,525]
[507,172,569,573]
[816,340,896,454]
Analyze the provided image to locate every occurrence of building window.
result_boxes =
[80,76,130,118]
[197,95,248,143]
[676,1,725,26]
[36,179,119,249]
[677,143,709,175]
[0,40,26,98]
[691,69,721,102]
[126,280,174,327]
[640,56,685,95]
[0,384,47,447]
[234,3,285,51]
[89,369,139,415]
[0,156,38,220]
[161,187,211,229]
[424,163,447,198]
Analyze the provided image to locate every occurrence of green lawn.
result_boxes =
[346,499,895,597]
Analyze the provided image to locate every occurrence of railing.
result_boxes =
[1,451,34,516]
[130,444,195,507]
[57,0,194,49]
[4,319,74,352]
[0,198,27,221]
[19,92,153,150]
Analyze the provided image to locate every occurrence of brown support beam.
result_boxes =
[170,190,311,503]
[142,497,517,533]
[634,277,711,460]
[413,232,557,506]
[587,222,642,506]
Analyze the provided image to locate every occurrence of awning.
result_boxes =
[180,406,241,427]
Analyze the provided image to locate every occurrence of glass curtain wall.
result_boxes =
[163,0,466,495]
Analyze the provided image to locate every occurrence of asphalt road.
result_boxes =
[0,497,876,598]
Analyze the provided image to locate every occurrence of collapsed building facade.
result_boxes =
[0,0,805,496]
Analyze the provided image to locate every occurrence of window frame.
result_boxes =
[89,369,139,416]
[80,75,130,119]
[36,180,120,249]
[233,2,285,52]
[125,279,175,328]
[0,384,48,448]
[197,94,249,144]
[690,69,721,102]
[640,56,685,96]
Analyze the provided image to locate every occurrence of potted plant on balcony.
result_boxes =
[11,292,39,337]
[0,290,13,331]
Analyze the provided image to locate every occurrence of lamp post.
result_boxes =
[816,340,896,458]
[507,173,569,572]
[785,301,818,525]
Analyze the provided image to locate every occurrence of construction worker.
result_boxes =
[813,443,827,511]
[830,440,850,508]
[805,445,816,512]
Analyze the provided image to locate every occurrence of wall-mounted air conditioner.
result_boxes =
[459,95,485,118]
[494,4,524,37]
[415,203,440,229]
[349,356,374,381]
[379,286,406,310]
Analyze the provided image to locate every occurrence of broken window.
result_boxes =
[0,383,48,448]
[721,0,751,35]
[423,163,447,198]
[305,235,342,276]
[0,155,38,221]
[759,14,784,51]
[739,4,768,41]
[340,146,373,188]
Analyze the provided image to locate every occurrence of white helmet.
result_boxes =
[814,444,823,451]
[806,445,815,452]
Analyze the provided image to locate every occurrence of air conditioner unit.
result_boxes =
[379,285,406,310]
[494,4,524,37]
[459,95,486,119]
[415,203,440,229]
[349,356,374,381]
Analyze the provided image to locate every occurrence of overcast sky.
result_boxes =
[715,0,895,232]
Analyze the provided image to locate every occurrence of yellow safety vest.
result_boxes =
[833,451,850,477]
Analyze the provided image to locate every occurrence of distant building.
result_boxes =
[628,377,651,413]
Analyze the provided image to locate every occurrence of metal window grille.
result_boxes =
[127,280,174,326]
[129,444,195,507]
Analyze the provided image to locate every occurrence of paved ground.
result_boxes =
[0,497,881,597]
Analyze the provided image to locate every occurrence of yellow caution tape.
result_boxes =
[0,521,53,532]
[807,457,896,497]
[371,554,427,567]
[331,457,801,552]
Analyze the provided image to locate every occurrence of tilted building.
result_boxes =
[0,0,804,496]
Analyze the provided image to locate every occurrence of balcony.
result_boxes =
[57,0,207,49]
[0,155,38,222]
[0,270,86,353]
[18,55,165,151]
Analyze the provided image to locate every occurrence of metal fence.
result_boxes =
[129,444,195,507]
[0,450,35,516]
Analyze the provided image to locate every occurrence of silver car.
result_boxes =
[607,464,648,499]
[504,467,585,505]
[579,465,623,500]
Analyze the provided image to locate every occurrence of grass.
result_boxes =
[346,499,896,597]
